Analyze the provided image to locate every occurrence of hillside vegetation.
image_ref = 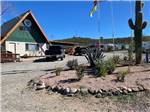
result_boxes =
[57,36,150,45]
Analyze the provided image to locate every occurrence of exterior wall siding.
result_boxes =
[5,41,47,56]
[7,26,45,43]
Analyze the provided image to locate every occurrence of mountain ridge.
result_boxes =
[55,36,150,45]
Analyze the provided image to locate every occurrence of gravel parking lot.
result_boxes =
[1,52,149,112]
[1,55,88,112]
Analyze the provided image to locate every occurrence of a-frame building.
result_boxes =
[0,10,49,57]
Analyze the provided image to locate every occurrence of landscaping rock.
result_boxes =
[101,91,107,96]
[46,86,52,91]
[127,88,132,92]
[57,86,62,91]
[67,94,74,97]
[95,89,99,94]
[47,89,53,95]
[113,90,121,96]
[27,77,40,86]
[138,86,144,91]
[52,86,57,92]
[33,83,37,90]
[36,81,46,90]
[88,88,96,95]
[132,87,139,92]
[64,87,70,94]
[59,87,65,94]
[118,89,123,94]
[107,90,113,96]
[51,85,56,90]
[123,90,128,94]
[55,86,59,91]
[95,93,102,98]
[77,88,81,93]
[98,89,103,94]
[101,89,107,93]
[27,79,35,87]
[70,88,78,94]
[80,88,88,94]
[111,89,117,96]
[122,86,127,90]
[141,85,148,90]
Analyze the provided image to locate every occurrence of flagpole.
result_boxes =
[110,1,115,54]
[97,1,101,49]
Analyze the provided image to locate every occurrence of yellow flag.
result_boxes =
[90,5,97,17]
[90,0,98,18]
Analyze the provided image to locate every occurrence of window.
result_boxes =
[46,44,49,49]
[25,44,39,51]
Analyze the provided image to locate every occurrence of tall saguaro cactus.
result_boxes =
[128,1,147,64]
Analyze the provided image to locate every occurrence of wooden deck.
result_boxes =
[0,53,20,63]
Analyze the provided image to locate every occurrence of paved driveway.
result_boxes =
[1,55,87,73]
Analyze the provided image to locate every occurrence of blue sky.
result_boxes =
[1,1,150,40]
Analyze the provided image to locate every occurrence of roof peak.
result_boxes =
[26,10,32,13]
[0,9,49,45]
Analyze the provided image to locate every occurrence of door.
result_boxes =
[9,43,16,54]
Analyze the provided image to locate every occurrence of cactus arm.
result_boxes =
[128,18,135,29]
[142,21,147,29]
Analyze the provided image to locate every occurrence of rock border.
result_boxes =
[27,79,148,97]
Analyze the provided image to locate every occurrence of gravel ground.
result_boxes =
[1,53,150,112]
[40,65,150,91]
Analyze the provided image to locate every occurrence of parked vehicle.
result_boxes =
[67,46,86,56]
[45,46,65,61]
[74,47,86,56]
[142,42,150,53]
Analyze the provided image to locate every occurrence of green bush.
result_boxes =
[54,67,63,76]
[128,48,134,62]
[66,59,78,70]
[75,64,85,80]
[95,60,108,77]
[107,46,113,52]
[123,56,128,62]
[112,55,120,64]
[105,58,116,74]
[116,71,128,82]
[121,45,126,50]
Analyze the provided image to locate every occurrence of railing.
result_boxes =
[0,53,20,63]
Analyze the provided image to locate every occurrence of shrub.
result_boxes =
[116,71,128,82]
[112,55,120,64]
[105,58,116,74]
[84,48,105,67]
[75,64,85,80]
[128,47,134,62]
[121,45,126,50]
[67,59,78,70]
[54,67,63,76]
[95,60,108,77]
[107,46,113,52]
[123,56,128,62]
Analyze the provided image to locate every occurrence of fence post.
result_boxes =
[145,50,149,63]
